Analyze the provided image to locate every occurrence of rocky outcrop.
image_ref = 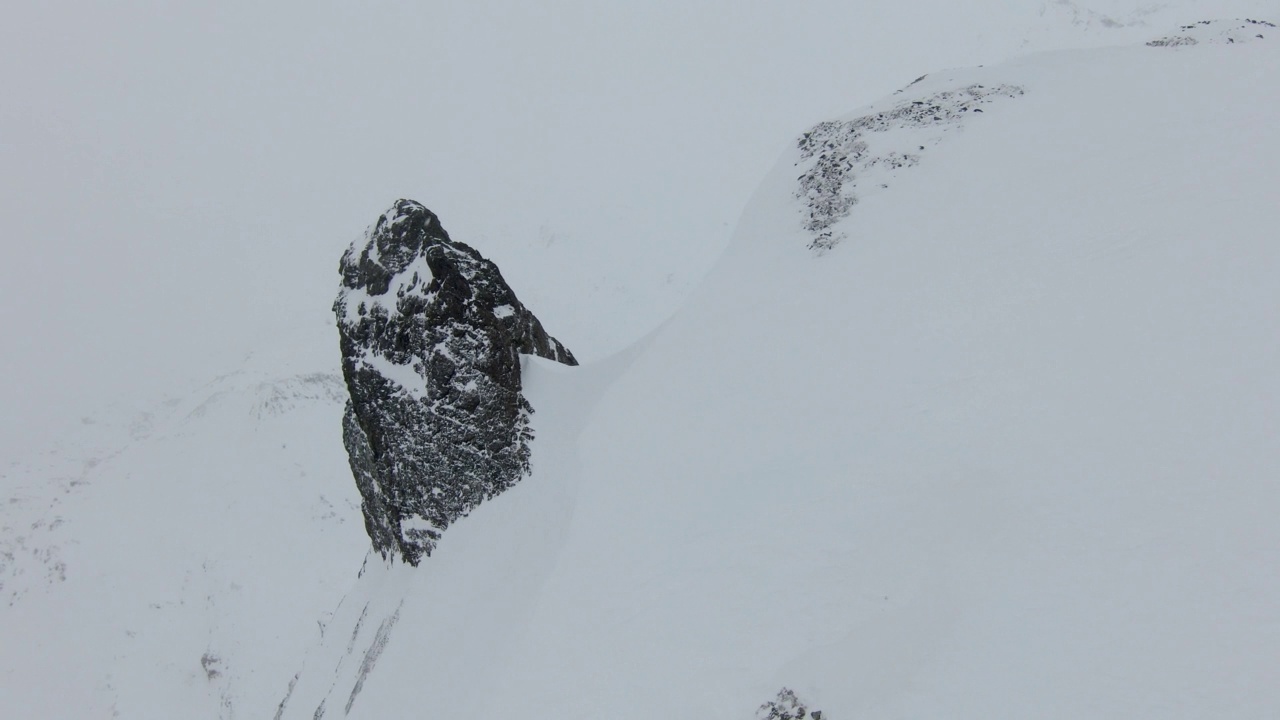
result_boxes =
[1147,18,1274,47]
[795,82,1023,253]
[335,200,577,564]
[757,688,824,720]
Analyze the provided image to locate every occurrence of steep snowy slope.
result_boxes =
[278,23,1280,720]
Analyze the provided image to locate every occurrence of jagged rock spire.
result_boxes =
[335,200,576,564]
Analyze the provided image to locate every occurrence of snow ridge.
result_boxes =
[335,200,577,564]
[795,82,1024,252]
[1147,18,1276,47]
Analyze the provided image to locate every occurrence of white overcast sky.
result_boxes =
[0,0,1262,447]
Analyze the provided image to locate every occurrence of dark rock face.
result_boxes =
[1147,18,1274,46]
[335,200,577,564]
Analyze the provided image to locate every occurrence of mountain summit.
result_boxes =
[335,200,577,564]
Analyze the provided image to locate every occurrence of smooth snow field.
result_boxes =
[3,10,1279,720]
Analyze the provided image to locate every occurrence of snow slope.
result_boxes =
[3,13,1279,720]
[277,24,1280,720]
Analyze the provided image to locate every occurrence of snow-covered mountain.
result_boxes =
[3,13,1280,720]
[271,21,1280,719]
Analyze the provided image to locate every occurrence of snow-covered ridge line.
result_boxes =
[1147,17,1275,47]
[792,17,1276,255]
[794,81,1024,253]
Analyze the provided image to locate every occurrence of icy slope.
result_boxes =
[280,26,1280,720]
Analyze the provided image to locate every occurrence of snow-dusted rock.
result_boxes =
[335,200,576,564]
[757,688,824,720]
[1147,18,1275,47]
[795,82,1024,252]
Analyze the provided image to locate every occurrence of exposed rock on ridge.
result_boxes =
[335,200,577,564]
[757,688,824,720]
[795,82,1023,253]
[1147,18,1274,47]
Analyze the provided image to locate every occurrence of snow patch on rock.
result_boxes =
[335,200,577,564]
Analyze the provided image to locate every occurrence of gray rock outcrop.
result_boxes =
[335,200,576,564]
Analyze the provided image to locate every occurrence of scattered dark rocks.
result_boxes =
[1147,18,1275,46]
[795,83,1023,252]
